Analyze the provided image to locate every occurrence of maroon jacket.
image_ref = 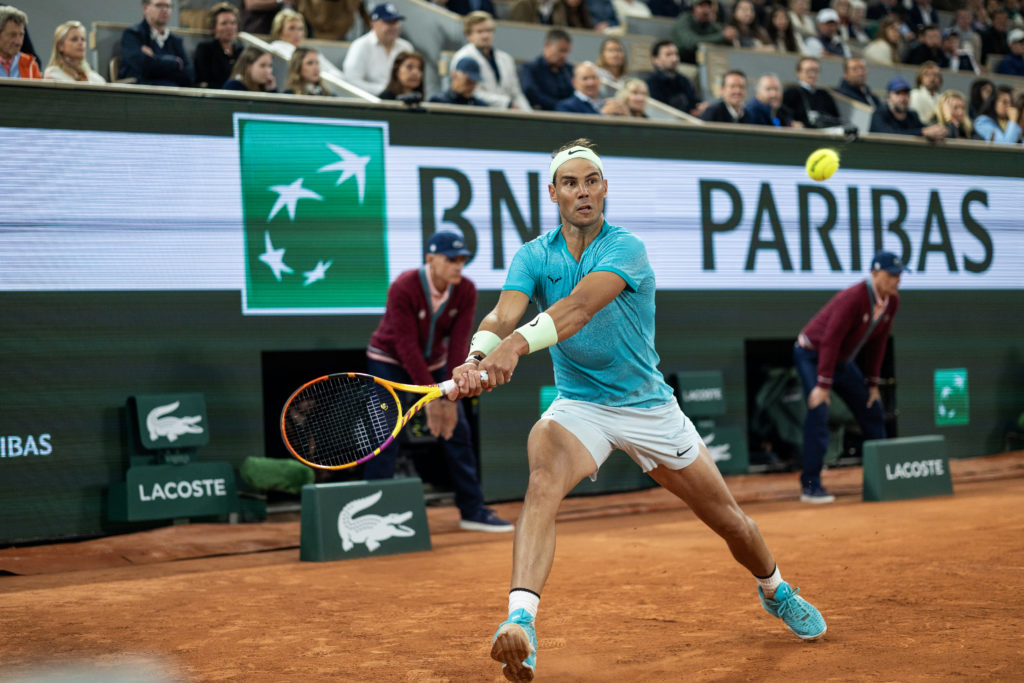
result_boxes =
[367,266,477,386]
[800,279,899,390]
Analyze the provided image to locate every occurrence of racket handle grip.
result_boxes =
[438,370,489,395]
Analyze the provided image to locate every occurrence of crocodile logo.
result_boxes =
[337,490,415,552]
[146,401,204,443]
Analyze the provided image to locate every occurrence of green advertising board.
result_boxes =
[862,435,953,502]
[132,393,209,451]
[934,369,969,426]
[108,461,237,521]
[300,478,432,561]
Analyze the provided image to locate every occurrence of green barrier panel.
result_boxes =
[108,461,237,521]
[862,436,953,502]
[300,478,432,561]
[694,418,749,475]
[677,371,726,417]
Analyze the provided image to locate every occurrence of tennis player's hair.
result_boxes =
[552,138,596,157]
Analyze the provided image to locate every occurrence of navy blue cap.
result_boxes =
[872,251,910,274]
[370,3,404,22]
[453,57,482,82]
[887,76,912,92]
[427,232,471,258]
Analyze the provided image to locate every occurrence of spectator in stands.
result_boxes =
[645,40,705,116]
[745,73,798,126]
[981,10,1010,66]
[804,8,852,58]
[615,77,650,117]
[728,0,772,49]
[271,8,345,81]
[700,69,751,123]
[509,0,595,29]
[766,5,803,55]
[844,0,871,45]
[442,0,498,17]
[907,0,939,33]
[973,85,1023,144]
[294,0,366,41]
[869,76,946,140]
[595,37,629,86]
[953,8,982,61]
[240,0,295,36]
[285,46,332,94]
[788,0,817,41]
[995,28,1024,75]
[43,20,105,83]
[555,61,604,114]
[866,0,906,24]
[224,45,277,91]
[909,61,941,123]
[968,77,993,118]
[342,3,413,95]
[378,50,424,100]
[935,90,977,140]
[586,0,620,31]
[519,29,574,111]
[194,2,243,89]
[612,0,652,23]
[863,15,904,65]
[451,11,531,110]
[1008,0,1024,26]
[429,56,487,105]
[672,0,736,64]
[783,57,842,128]
[904,25,949,67]
[649,0,685,19]
[836,57,880,108]
[119,0,195,87]
[943,28,980,73]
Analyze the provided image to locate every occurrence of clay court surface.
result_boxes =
[2,454,1023,682]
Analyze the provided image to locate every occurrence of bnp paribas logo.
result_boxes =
[235,114,390,314]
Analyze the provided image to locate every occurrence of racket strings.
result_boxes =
[283,375,399,468]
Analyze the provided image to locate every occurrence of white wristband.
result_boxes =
[515,312,558,353]
[470,330,501,356]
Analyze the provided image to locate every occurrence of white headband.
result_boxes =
[549,146,604,182]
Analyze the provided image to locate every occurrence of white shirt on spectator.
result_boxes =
[450,43,531,110]
[44,65,107,84]
[909,86,940,123]
[342,30,413,96]
[612,0,651,20]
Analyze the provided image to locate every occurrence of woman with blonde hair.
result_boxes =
[286,46,332,95]
[43,20,106,83]
[595,37,628,86]
[223,46,277,91]
[935,90,977,139]
[194,2,243,89]
[269,8,345,82]
[863,15,903,65]
[614,77,650,117]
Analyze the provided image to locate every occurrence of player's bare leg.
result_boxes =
[491,419,596,681]
[649,444,826,640]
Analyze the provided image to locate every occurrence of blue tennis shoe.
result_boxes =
[759,581,827,640]
[491,608,537,682]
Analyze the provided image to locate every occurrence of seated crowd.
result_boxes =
[2,0,1022,144]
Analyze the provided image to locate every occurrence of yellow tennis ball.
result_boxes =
[806,148,840,181]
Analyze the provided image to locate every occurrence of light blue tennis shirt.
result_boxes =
[504,220,675,408]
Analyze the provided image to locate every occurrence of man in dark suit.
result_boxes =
[700,69,751,123]
[783,56,842,128]
[645,39,704,116]
[120,0,195,86]
[904,24,950,67]
[554,61,603,114]
[519,29,574,111]
[835,57,881,108]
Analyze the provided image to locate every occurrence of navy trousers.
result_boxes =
[362,358,485,520]
[792,345,886,488]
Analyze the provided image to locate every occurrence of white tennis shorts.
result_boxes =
[541,398,704,478]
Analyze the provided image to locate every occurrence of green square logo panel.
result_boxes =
[237,114,389,314]
[934,368,969,426]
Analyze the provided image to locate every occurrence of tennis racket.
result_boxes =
[280,371,488,470]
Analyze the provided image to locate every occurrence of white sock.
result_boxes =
[508,588,540,619]
[756,566,782,599]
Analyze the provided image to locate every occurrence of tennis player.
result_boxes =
[450,139,826,682]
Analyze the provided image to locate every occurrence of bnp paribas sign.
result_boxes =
[236,114,389,315]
